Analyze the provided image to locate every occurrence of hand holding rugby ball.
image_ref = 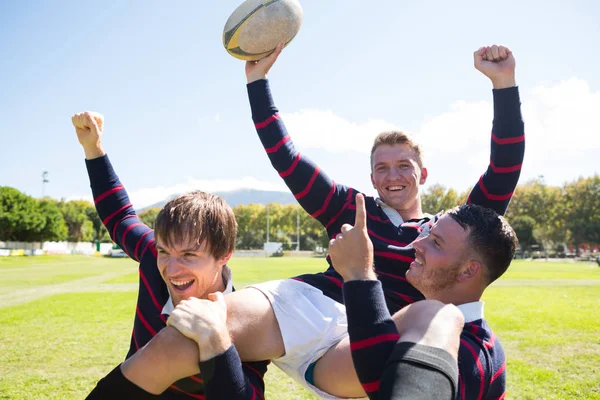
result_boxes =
[223,0,303,61]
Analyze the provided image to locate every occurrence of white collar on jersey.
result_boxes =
[457,301,485,323]
[374,198,436,228]
[161,265,234,316]
[375,198,405,227]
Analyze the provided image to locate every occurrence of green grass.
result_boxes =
[0,255,599,399]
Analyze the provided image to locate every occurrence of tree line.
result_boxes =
[1,174,598,253]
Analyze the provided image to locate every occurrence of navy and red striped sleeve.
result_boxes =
[85,155,156,263]
[457,333,507,400]
[247,79,352,229]
[457,336,486,400]
[201,346,268,400]
[342,280,400,399]
[467,87,525,216]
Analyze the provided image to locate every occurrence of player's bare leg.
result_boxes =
[225,288,286,361]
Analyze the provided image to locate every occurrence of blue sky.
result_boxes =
[1,0,598,208]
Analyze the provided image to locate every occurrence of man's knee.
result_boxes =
[392,300,464,358]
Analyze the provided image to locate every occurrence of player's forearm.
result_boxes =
[121,327,201,394]
[201,346,267,399]
[491,76,516,90]
[83,144,106,160]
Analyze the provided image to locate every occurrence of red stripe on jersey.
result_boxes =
[350,333,400,351]
[279,153,301,178]
[484,332,497,349]
[491,360,506,383]
[132,328,140,350]
[494,392,506,400]
[490,160,522,173]
[460,378,466,399]
[139,269,163,313]
[94,185,124,204]
[255,113,280,129]
[478,178,513,201]
[134,230,153,260]
[103,203,132,226]
[386,290,417,304]
[348,204,390,223]
[111,215,137,242]
[368,229,409,247]
[250,385,260,400]
[294,168,320,200]
[325,275,343,288]
[325,189,354,229]
[244,363,266,378]
[311,181,336,219]
[491,132,524,145]
[460,338,485,400]
[121,223,145,256]
[375,251,415,263]
[189,375,203,384]
[376,269,408,282]
[141,238,155,258]
[467,323,480,336]
[136,306,157,336]
[265,136,291,154]
[169,384,206,399]
[361,380,380,393]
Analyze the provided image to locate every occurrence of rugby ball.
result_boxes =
[223,0,303,61]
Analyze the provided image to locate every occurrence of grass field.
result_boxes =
[0,255,599,399]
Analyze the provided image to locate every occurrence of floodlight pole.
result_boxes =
[42,171,49,198]
[296,207,300,251]
[266,204,270,243]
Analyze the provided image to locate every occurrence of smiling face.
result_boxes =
[156,237,232,306]
[370,143,428,217]
[406,214,470,298]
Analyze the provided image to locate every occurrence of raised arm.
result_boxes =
[72,112,155,263]
[466,45,525,216]
[245,44,355,229]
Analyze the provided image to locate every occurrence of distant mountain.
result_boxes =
[138,189,297,211]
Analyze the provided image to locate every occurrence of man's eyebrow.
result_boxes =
[430,229,445,244]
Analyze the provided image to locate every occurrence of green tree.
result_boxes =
[37,198,68,241]
[84,205,110,242]
[422,184,460,214]
[0,187,45,241]
[234,204,266,249]
[510,215,537,251]
[59,200,94,242]
[505,177,566,254]
[139,207,161,230]
[563,175,600,253]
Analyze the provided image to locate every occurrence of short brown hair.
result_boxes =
[154,190,237,260]
[447,204,518,285]
[370,131,424,170]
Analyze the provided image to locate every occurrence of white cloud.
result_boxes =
[280,110,398,154]
[281,78,599,188]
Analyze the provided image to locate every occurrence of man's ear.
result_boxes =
[419,167,428,185]
[458,259,482,282]
[220,251,233,266]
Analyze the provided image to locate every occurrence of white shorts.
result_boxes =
[247,279,351,399]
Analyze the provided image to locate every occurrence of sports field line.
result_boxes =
[0,268,137,309]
